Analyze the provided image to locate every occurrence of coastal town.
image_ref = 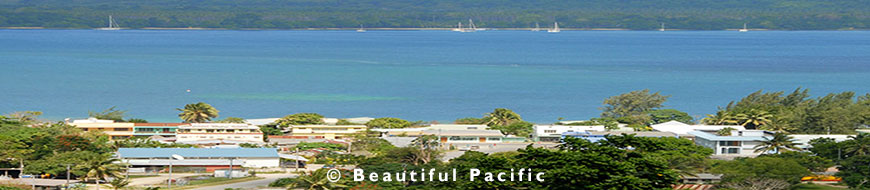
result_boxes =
[2,89,869,190]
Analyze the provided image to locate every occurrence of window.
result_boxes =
[206,129,214,133]
[488,137,501,141]
[114,128,129,131]
[719,141,740,146]
[467,127,478,130]
[544,130,557,133]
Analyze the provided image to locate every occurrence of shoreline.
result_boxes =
[1,26,865,31]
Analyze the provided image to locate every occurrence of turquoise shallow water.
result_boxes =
[1,30,869,122]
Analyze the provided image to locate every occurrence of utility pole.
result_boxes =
[228,158,234,179]
[65,164,72,188]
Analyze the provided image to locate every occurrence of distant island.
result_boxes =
[0,0,868,30]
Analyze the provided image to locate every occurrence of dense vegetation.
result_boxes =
[0,0,868,30]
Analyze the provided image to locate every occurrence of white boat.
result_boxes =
[547,22,560,33]
[659,23,666,31]
[452,22,463,32]
[357,25,366,32]
[464,19,477,32]
[532,22,541,31]
[96,15,121,30]
[739,23,749,32]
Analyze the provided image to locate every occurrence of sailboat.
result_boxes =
[465,19,478,32]
[357,25,366,32]
[659,23,666,31]
[96,15,120,30]
[532,22,541,31]
[452,22,463,32]
[547,22,560,33]
[739,23,749,32]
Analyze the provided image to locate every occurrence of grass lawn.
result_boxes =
[792,183,847,190]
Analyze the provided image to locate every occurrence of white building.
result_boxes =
[789,134,854,150]
[118,148,280,171]
[176,123,264,143]
[428,124,490,130]
[651,121,745,139]
[423,129,507,143]
[533,124,606,142]
[689,130,774,157]
[288,125,367,139]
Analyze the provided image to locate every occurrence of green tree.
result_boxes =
[88,106,126,122]
[283,168,349,190]
[276,113,324,127]
[125,118,147,123]
[6,111,43,124]
[700,110,739,125]
[410,135,440,165]
[716,127,736,136]
[176,102,219,123]
[808,137,845,161]
[216,117,246,123]
[712,157,811,186]
[108,177,130,190]
[759,151,833,172]
[601,89,669,118]
[735,109,773,129]
[76,153,124,190]
[844,133,870,156]
[488,121,533,137]
[647,109,693,124]
[837,155,870,189]
[364,117,411,129]
[484,108,522,127]
[754,133,801,154]
[453,117,489,124]
[259,125,283,136]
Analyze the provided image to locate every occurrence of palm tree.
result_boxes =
[701,110,739,125]
[285,169,348,190]
[485,108,521,126]
[176,102,219,123]
[845,133,870,156]
[108,177,131,190]
[76,153,124,190]
[735,109,773,129]
[754,133,801,154]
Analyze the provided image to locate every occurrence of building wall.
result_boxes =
[533,125,606,141]
[243,158,280,168]
[72,123,135,139]
[177,133,263,143]
[289,125,366,139]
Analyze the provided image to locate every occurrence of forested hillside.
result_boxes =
[1,0,868,30]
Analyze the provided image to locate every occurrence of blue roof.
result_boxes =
[118,148,278,158]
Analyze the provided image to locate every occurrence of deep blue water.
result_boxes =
[2,30,869,123]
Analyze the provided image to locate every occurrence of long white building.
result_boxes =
[176,123,264,143]
[533,124,606,142]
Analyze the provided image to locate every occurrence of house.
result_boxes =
[370,127,431,137]
[651,121,745,140]
[688,130,774,157]
[117,148,280,172]
[562,131,679,142]
[133,123,187,137]
[176,123,264,143]
[533,124,606,142]
[423,129,506,143]
[789,134,853,150]
[288,125,367,139]
[428,124,489,130]
[66,118,133,139]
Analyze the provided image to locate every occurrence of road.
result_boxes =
[128,173,203,187]
[190,173,297,190]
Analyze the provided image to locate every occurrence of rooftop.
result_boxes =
[688,130,772,141]
[423,129,504,137]
[179,123,259,129]
[117,148,278,158]
[651,121,745,135]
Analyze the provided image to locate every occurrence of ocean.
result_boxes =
[2,29,869,123]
